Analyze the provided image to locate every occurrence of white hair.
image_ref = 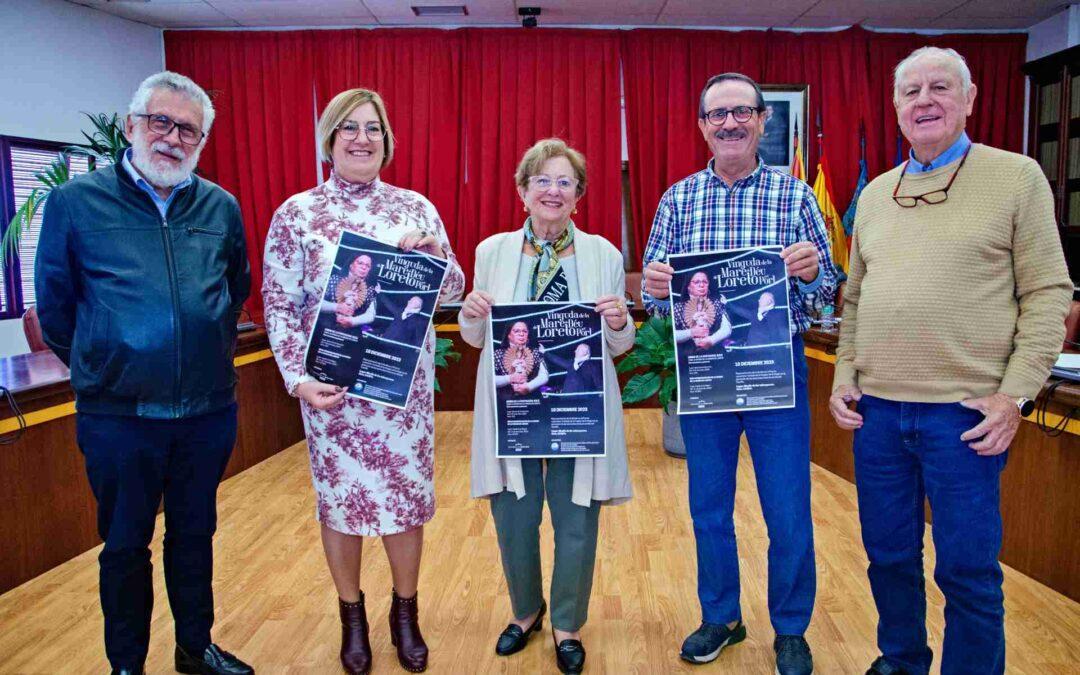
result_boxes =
[893,47,973,104]
[128,71,215,134]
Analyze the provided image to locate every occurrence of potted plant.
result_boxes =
[2,113,129,262]
[432,335,461,393]
[617,313,685,457]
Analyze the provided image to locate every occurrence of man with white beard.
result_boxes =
[35,72,253,675]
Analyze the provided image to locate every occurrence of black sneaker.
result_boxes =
[774,635,813,674]
[679,620,746,664]
[866,656,909,675]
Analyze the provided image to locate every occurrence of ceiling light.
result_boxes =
[411,5,468,16]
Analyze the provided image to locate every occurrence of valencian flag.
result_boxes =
[790,120,806,180]
[812,152,848,276]
[842,123,869,237]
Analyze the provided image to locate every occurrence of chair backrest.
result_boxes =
[22,306,49,353]
[1064,300,1080,351]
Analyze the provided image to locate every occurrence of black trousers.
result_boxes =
[76,403,237,669]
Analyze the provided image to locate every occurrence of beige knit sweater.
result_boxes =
[833,143,1072,402]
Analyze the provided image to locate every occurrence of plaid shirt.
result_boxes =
[642,158,837,334]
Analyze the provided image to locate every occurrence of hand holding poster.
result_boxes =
[305,230,449,408]
[669,246,795,414]
[490,303,606,458]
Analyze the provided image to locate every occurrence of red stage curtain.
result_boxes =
[621,27,1027,263]
[164,31,317,320]
[164,27,1027,295]
[310,29,464,261]
[621,29,769,261]
[764,28,876,216]
[457,29,623,282]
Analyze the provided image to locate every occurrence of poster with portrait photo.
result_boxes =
[669,246,795,414]
[758,85,809,174]
[490,302,606,459]
[305,230,449,409]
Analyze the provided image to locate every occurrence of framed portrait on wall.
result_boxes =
[758,84,809,174]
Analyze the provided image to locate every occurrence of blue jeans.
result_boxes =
[76,403,238,669]
[853,396,1007,675]
[680,337,815,636]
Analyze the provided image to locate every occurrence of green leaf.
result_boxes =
[615,351,643,373]
[65,112,129,161]
[621,372,661,404]
[432,337,459,396]
[2,188,51,264]
[658,374,677,409]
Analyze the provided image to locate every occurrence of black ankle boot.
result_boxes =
[339,594,372,675]
[389,589,428,672]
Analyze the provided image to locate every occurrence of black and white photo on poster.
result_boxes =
[490,302,606,459]
[305,230,449,409]
[669,246,795,414]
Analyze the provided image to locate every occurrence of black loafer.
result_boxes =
[175,643,254,675]
[495,601,546,656]
[111,669,144,675]
[553,635,585,674]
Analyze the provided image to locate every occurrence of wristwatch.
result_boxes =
[1015,397,1035,417]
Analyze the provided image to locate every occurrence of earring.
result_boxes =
[573,208,578,214]
[523,206,528,213]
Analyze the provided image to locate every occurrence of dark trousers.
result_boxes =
[76,403,237,669]
[854,396,1007,675]
[489,458,601,632]
[679,339,816,635]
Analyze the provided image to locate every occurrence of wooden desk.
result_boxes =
[0,329,305,594]
[803,328,1080,602]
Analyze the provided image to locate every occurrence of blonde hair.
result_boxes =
[514,138,587,197]
[316,89,395,167]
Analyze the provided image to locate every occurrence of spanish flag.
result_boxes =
[790,121,806,181]
[812,153,848,275]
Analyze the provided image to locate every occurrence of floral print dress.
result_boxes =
[262,171,464,536]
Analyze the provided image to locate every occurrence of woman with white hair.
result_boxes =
[459,138,634,674]
[263,88,464,674]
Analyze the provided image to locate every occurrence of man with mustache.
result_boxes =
[641,72,836,675]
[35,72,253,675]
[830,47,1070,675]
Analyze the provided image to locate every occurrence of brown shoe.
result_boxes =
[339,594,372,674]
[389,589,428,672]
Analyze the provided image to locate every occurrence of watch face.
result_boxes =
[1018,398,1035,417]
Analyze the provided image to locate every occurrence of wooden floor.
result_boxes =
[1,411,1078,674]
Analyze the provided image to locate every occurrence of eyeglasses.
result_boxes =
[702,106,762,126]
[528,175,579,192]
[892,146,970,207]
[336,121,386,143]
[135,113,204,146]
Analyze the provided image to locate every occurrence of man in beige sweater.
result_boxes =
[829,47,1071,675]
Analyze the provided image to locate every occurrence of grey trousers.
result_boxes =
[489,458,602,632]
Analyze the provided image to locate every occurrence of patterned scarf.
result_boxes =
[524,217,575,302]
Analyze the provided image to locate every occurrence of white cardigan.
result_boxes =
[459,228,635,507]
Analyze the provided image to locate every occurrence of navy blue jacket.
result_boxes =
[34,163,251,418]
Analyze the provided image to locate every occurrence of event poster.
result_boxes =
[668,246,795,414]
[490,303,606,459]
[305,230,449,409]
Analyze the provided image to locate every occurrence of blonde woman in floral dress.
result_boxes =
[262,89,463,675]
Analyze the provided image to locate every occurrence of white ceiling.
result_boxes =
[65,0,1066,30]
